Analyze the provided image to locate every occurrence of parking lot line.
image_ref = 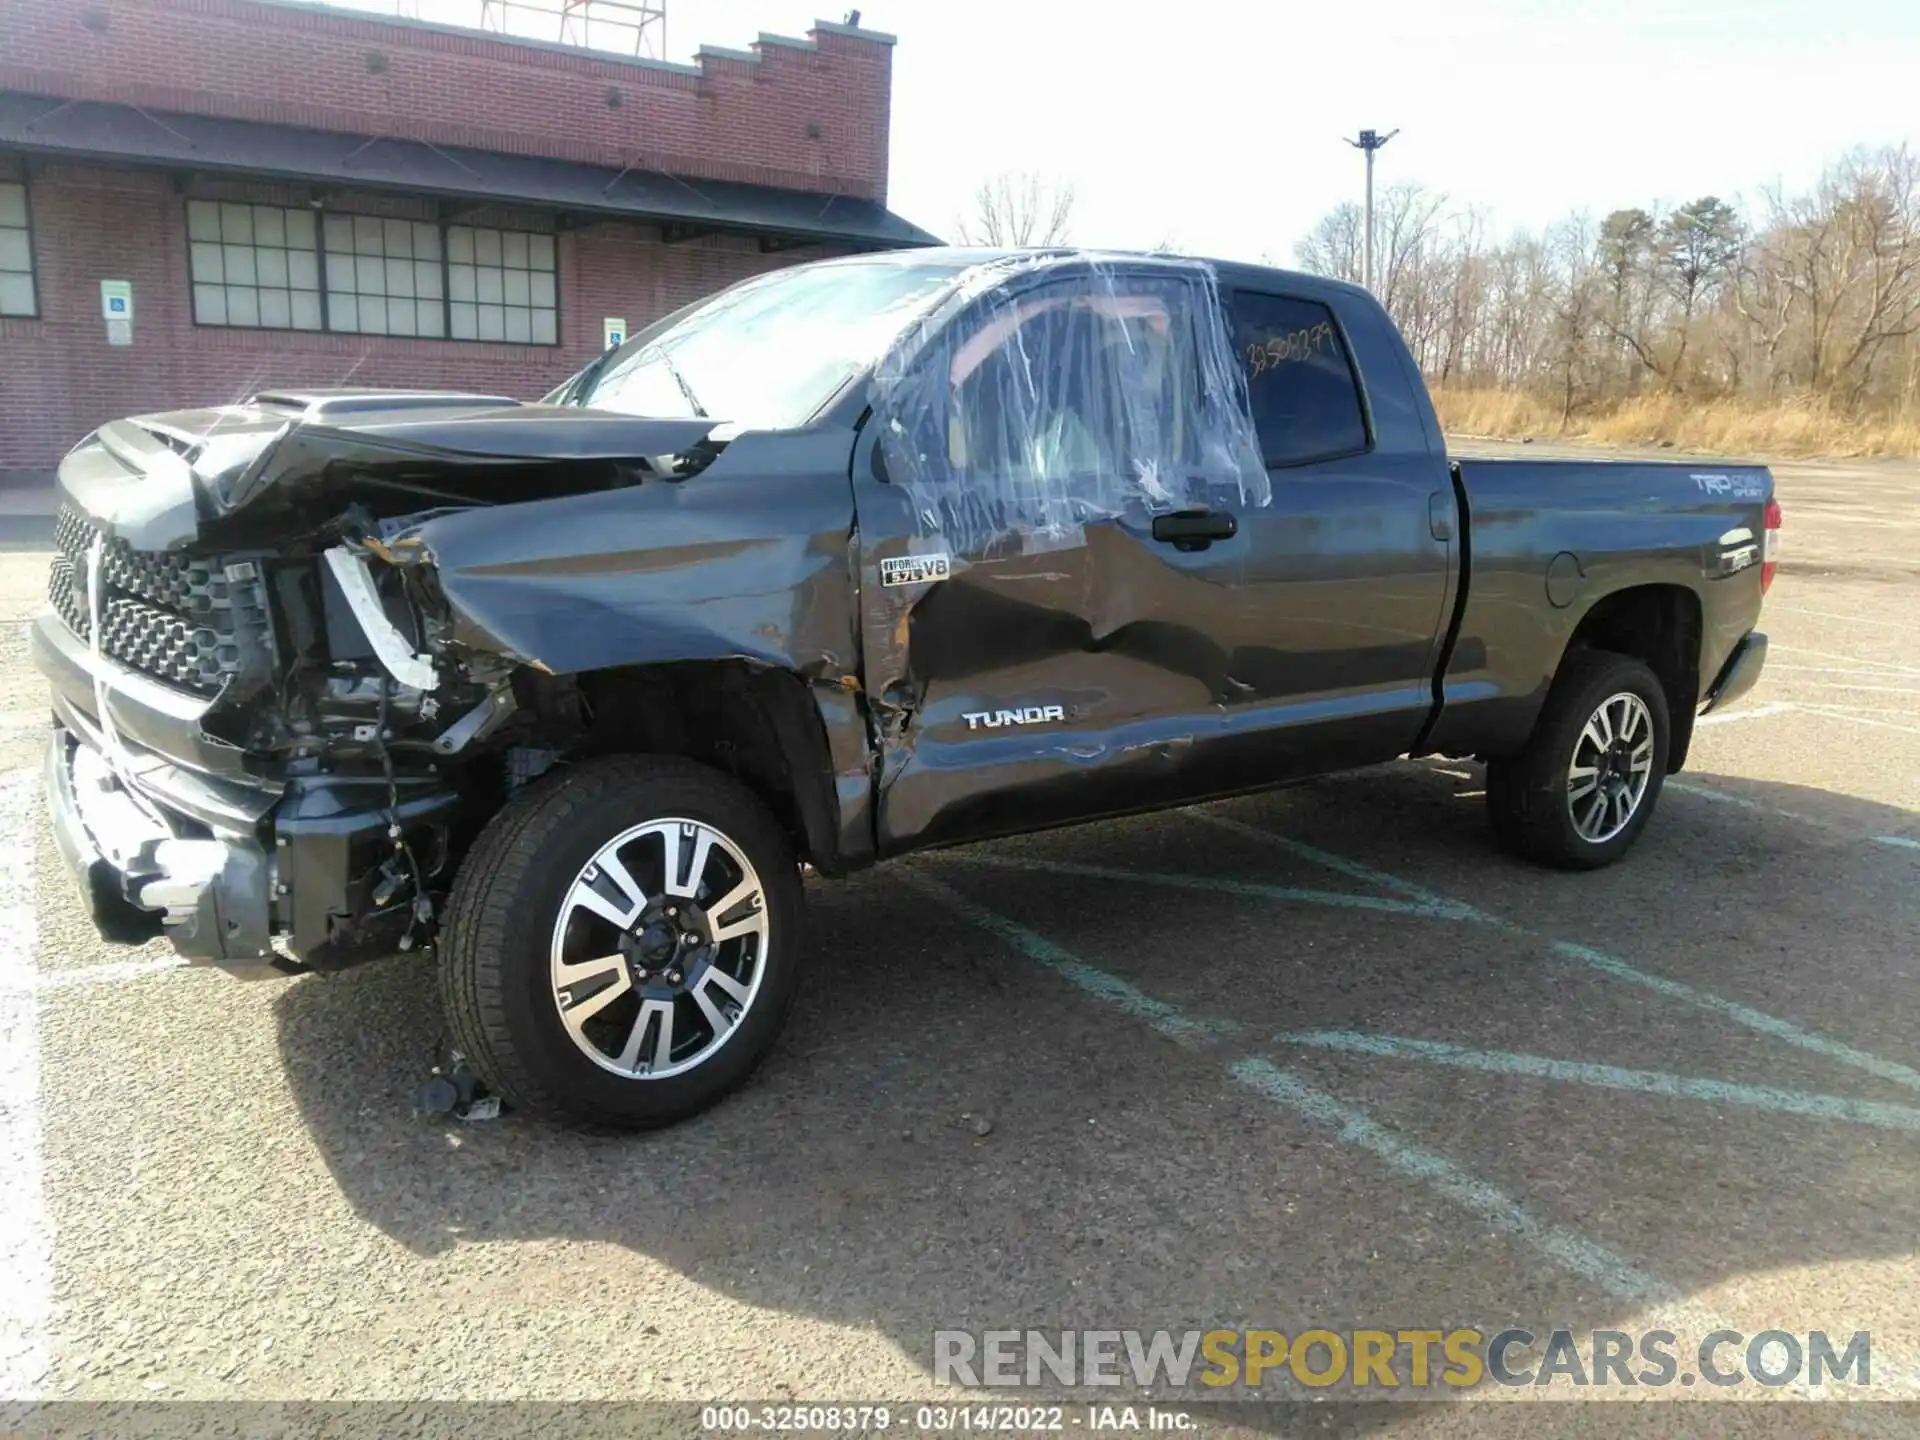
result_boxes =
[0,769,48,1400]
[936,850,1464,920]
[923,866,1920,1402]
[1695,701,1796,727]
[1190,809,1920,1095]
[1772,645,1920,678]
[1228,1059,1674,1306]
[1773,606,1915,630]
[1665,778,1841,833]
[1273,1030,1920,1133]
[1549,942,1920,1093]
[1193,811,1470,910]
[1780,683,1920,698]
[916,853,1682,1308]
[1789,703,1920,737]
[1667,780,1920,854]
[902,872,1241,1046]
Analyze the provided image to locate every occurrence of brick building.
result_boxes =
[0,0,935,470]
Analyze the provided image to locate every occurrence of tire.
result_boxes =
[1485,649,1671,871]
[439,754,805,1130]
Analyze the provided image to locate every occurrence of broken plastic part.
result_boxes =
[322,546,438,691]
[871,252,1270,557]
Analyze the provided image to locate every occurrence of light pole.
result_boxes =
[1345,128,1399,292]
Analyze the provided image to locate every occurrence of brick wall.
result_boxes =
[0,0,894,201]
[0,0,896,468]
[0,162,845,469]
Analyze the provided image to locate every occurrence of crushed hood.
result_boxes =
[57,389,722,550]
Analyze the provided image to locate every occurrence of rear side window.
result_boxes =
[1228,292,1369,466]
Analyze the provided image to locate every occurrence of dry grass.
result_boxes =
[1432,387,1920,459]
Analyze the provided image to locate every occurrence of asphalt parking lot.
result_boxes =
[2,449,1918,1435]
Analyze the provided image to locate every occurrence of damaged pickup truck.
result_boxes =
[36,248,1776,1129]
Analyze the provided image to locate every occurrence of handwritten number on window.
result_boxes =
[1246,321,1336,379]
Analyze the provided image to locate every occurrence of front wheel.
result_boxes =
[1486,649,1671,870]
[439,755,805,1129]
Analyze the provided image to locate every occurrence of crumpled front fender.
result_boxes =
[399,430,863,683]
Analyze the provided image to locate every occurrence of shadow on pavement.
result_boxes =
[271,765,1920,1426]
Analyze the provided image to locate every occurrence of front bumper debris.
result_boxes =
[46,726,272,963]
[44,711,462,973]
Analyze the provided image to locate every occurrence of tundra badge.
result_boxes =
[963,705,1067,730]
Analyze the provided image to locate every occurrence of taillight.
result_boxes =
[1761,496,1782,594]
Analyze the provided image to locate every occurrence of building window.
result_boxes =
[188,201,323,330]
[0,181,38,317]
[323,214,446,337]
[448,225,557,344]
[186,201,555,344]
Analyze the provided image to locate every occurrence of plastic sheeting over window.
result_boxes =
[872,253,1270,557]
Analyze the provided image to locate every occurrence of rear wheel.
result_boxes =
[439,755,805,1129]
[1486,649,1670,870]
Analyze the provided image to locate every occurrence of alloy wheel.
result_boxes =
[547,818,770,1079]
[1566,691,1655,844]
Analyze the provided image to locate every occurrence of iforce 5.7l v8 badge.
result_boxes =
[880,553,952,587]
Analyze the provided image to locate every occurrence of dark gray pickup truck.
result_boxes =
[35,248,1775,1128]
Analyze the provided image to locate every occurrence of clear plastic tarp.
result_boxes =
[872,252,1270,556]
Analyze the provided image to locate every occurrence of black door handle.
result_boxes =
[1151,510,1238,551]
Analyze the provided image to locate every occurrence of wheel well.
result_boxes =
[1564,585,1702,772]
[510,660,847,873]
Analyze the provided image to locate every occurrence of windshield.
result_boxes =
[578,257,967,428]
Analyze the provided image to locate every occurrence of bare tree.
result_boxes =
[1286,145,1920,430]
[956,172,1076,247]
[1294,202,1364,284]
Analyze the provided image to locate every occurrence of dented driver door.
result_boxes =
[853,259,1284,855]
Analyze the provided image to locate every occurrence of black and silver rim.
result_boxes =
[1567,691,1655,844]
[548,818,769,1080]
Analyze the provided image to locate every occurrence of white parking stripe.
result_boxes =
[916,860,1681,1306]
[927,870,1920,1401]
[1274,1030,1920,1132]
[903,872,1241,1047]
[1666,781,1920,859]
[1695,701,1796,727]
[0,768,48,1399]
[1773,607,1915,631]
[1230,1059,1673,1304]
[1194,810,1920,1092]
[1790,703,1920,737]
[1788,683,1920,698]
[1772,644,1920,678]
[1665,779,1841,834]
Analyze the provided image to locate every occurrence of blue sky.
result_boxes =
[329,0,1920,261]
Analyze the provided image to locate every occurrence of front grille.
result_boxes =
[48,506,269,696]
